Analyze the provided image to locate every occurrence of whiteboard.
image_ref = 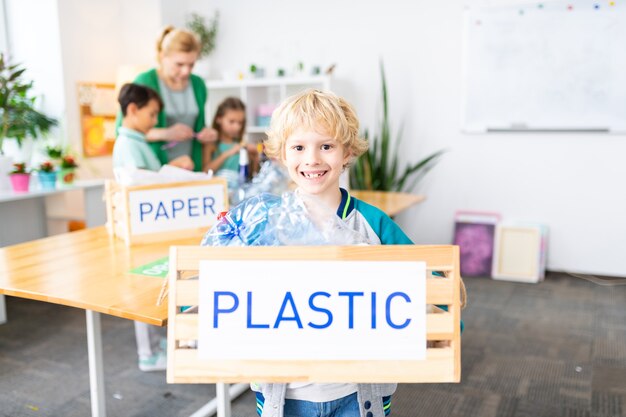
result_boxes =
[462,0,626,133]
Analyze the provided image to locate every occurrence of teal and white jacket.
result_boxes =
[254,188,413,417]
[336,188,413,245]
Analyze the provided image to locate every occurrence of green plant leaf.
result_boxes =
[185,11,219,59]
[349,60,444,192]
[0,53,58,152]
[396,149,446,192]
[9,68,26,82]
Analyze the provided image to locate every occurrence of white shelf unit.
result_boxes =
[205,75,331,143]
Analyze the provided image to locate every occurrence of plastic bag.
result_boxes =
[201,190,368,247]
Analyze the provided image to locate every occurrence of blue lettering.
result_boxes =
[213,291,239,328]
[338,292,364,329]
[203,196,216,215]
[155,201,169,221]
[247,292,269,329]
[307,292,333,329]
[371,292,377,329]
[385,292,411,329]
[171,199,184,218]
[139,202,153,222]
[188,197,199,217]
[273,292,303,328]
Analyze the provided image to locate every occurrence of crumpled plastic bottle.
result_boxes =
[200,193,282,247]
[201,190,369,247]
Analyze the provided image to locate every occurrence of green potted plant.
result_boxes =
[9,162,30,192]
[45,144,64,161]
[0,53,57,189]
[185,11,219,77]
[57,154,78,185]
[350,61,445,192]
[36,160,57,190]
[249,63,265,78]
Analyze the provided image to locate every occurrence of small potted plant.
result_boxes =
[36,160,57,190]
[9,162,30,192]
[58,154,78,185]
[249,63,265,78]
[0,54,57,166]
[45,144,64,163]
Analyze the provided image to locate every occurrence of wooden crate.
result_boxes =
[167,245,462,384]
[105,179,228,245]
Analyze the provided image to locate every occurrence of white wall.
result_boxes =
[4,0,65,139]
[0,0,10,55]
[6,0,625,276]
[56,0,162,180]
[174,0,626,276]
[4,0,162,224]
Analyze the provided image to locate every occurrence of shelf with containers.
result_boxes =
[205,75,331,143]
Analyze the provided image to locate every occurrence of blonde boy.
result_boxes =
[256,89,413,417]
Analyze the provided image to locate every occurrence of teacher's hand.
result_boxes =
[195,127,218,144]
[166,123,195,142]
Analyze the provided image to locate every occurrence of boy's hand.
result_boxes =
[168,155,195,170]
[167,123,195,141]
[195,127,218,144]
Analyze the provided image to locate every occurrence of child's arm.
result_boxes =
[202,143,216,172]
[206,143,241,172]
[246,143,260,174]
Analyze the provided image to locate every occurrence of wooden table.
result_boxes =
[351,190,425,217]
[0,192,423,416]
[0,227,248,417]
[0,179,106,324]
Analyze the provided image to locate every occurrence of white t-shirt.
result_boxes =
[285,382,357,402]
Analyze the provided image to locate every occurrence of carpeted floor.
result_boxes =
[1,272,625,417]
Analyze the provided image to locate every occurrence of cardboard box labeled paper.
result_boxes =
[105,179,228,245]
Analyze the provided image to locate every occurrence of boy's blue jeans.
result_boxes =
[256,392,392,417]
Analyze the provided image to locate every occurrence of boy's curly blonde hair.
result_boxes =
[264,89,368,166]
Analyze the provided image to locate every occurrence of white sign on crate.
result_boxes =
[198,260,427,361]
[128,183,226,235]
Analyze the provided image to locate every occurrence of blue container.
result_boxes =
[38,171,57,190]
[256,115,272,127]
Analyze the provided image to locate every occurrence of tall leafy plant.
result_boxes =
[0,54,57,154]
[350,62,444,192]
[186,11,219,59]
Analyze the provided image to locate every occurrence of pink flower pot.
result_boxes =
[9,173,30,192]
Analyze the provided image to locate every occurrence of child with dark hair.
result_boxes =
[113,83,193,372]
[114,83,193,171]
[203,97,258,177]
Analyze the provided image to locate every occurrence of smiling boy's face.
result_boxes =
[283,128,350,208]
